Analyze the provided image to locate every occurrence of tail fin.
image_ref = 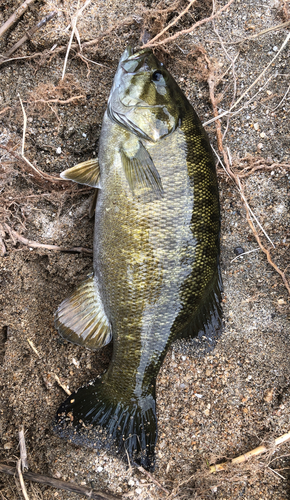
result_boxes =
[54,378,157,470]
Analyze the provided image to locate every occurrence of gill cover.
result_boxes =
[107,48,182,142]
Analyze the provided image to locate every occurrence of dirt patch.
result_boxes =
[0,0,290,499]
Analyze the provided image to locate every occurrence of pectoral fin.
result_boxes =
[55,275,112,350]
[121,141,164,199]
[60,158,100,188]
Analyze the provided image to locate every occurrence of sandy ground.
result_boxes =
[0,0,289,498]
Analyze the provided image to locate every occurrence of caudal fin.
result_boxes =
[54,378,157,470]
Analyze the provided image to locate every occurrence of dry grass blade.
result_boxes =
[27,339,41,358]
[62,0,92,80]
[16,459,30,500]
[19,427,29,472]
[227,19,290,44]
[230,32,290,112]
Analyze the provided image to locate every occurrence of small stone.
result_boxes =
[260,132,266,138]
[278,298,286,305]
[253,122,259,131]
[56,147,62,154]
[4,442,13,450]
[135,488,142,495]
[273,46,278,52]
[96,466,103,472]
[264,388,274,403]
[234,246,244,256]
[72,357,80,368]
[128,478,135,487]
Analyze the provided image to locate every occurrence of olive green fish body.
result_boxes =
[55,48,222,469]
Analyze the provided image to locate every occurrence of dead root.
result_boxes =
[27,74,86,116]
[194,45,290,297]
[1,223,93,255]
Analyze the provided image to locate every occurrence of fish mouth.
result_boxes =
[120,47,155,74]
[126,47,152,60]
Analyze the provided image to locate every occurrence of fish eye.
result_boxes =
[152,71,163,82]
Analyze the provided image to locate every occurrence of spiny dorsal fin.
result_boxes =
[121,141,164,199]
[55,275,112,350]
[60,158,100,188]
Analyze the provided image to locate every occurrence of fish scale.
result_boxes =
[54,47,222,470]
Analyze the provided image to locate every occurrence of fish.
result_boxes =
[54,47,222,470]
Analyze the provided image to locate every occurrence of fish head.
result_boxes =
[108,47,185,142]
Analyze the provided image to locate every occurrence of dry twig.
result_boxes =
[233,158,290,178]
[143,0,197,47]
[0,0,35,39]
[0,463,120,500]
[0,143,64,184]
[3,224,93,254]
[138,466,169,494]
[54,374,71,396]
[3,12,57,59]
[210,431,290,472]
[142,0,235,48]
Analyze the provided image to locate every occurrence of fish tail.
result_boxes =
[54,378,157,470]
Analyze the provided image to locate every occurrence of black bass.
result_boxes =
[54,47,222,470]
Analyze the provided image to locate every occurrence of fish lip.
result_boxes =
[120,47,153,74]
[126,48,152,60]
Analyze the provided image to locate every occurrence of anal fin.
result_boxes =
[55,275,112,350]
[60,158,100,188]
